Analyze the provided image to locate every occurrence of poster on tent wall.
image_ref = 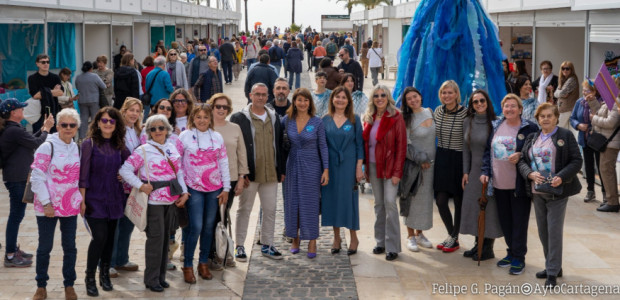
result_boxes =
[0,24,45,89]
[47,23,76,74]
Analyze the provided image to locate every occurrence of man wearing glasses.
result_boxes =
[230,83,285,262]
[337,48,364,92]
[28,54,64,133]
[188,46,211,88]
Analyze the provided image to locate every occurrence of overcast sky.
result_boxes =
[237,0,355,33]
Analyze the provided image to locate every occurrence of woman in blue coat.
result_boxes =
[282,88,329,259]
[286,42,304,90]
[320,86,364,256]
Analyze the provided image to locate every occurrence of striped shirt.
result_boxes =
[434,105,467,151]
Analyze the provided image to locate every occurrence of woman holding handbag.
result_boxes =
[79,107,131,296]
[119,114,189,292]
[518,103,582,287]
[589,78,620,212]
[178,104,230,283]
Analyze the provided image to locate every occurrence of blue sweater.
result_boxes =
[570,97,601,147]
[145,68,174,106]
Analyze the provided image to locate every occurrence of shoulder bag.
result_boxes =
[22,142,53,204]
[125,147,150,231]
[141,69,162,106]
[587,126,620,152]
[152,145,189,228]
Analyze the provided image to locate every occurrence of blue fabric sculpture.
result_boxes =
[393,0,506,115]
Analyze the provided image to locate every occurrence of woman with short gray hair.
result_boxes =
[119,114,189,292]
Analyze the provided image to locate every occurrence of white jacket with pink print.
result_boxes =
[119,140,188,205]
[30,133,83,217]
[179,128,231,193]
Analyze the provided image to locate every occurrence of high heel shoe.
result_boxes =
[331,238,341,254]
[308,240,317,259]
[290,248,300,254]
[347,239,359,256]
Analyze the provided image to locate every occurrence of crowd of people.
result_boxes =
[0,26,617,300]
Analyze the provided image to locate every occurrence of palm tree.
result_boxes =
[336,0,392,14]
[292,0,296,24]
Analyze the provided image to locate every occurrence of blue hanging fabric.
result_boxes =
[393,0,506,115]
[0,24,45,88]
[48,23,76,73]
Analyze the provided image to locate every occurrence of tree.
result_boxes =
[335,0,392,14]
[292,0,296,25]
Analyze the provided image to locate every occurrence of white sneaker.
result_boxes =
[407,237,419,252]
[109,267,118,278]
[416,234,433,248]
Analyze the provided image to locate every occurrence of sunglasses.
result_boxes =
[158,105,173,111]
[100,117,116,125]
[38,60,50,64]
[172,99,187,104]
[149,126,167,132]
[214,104,230,110]
[59,123,77,129]
[373,93,387,98]
[169,53,177,56]
[199,49,207,52]
[561,67,571,71]
[472,98,486,105]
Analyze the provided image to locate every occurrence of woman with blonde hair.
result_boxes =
[554,61,579,129]
[362,85,407,261]
[481,93,538,275]
[433,80,467,253]
[166,49,189,90]
[108,97,143,278]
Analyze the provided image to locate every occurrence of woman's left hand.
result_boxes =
[391,176,401,186]
[508,152,521,165]
[217,191,229,205]
[321,169,329,186]
[551,176,563,187]
[80,202,86,217]
[355,166,364,182]
[175,193,189,208]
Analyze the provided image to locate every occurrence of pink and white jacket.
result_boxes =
[119,139,188,205]
[30,133,83,217]
[140,128,184,156]
[179,128,230,193]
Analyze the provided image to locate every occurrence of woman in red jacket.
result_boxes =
[362,85,407,261]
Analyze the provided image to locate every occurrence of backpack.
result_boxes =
[326,42,338,56]
[269,48,280,63]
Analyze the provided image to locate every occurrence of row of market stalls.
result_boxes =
[0,0,241,99]
[351,0,620,83]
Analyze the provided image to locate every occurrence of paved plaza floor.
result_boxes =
[1,63,620,299]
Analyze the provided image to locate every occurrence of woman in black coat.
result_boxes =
[286,42,304,90]
[113,53,140,110]
[518,103,582,288]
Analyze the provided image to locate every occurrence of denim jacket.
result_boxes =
[481,117,539,197]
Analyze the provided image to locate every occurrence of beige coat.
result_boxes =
[590,100,620,149]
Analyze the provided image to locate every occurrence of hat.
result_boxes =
[0,98,28,115]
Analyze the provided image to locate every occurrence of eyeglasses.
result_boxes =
[158,105,173,111]
[373,93,387,98]
[199,49,207,52]
[214,104,230,110]
[472,98,487,105]
[541,67,551,71]
[172,99,187,104]
[252,93,268,98]
[561,67,571,71]
[38,60,50,64]
[100,117,116,125]
[59,123,77,129]
[149,126,167,132]
[338,54,344,57]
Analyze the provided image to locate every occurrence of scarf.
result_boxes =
[167,62,177,87]
[537,74,553,104]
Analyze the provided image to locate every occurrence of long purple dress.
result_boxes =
[282,116,329,240]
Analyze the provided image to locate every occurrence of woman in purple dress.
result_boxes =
[282,88,329,258]
[79,107,131,296]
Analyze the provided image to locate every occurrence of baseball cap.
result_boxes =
[0,98,27,115]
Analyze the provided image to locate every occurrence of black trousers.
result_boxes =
[494,189,531,261]
[144,204,175,286]
[86,217,118,270]
[582,145,605,193]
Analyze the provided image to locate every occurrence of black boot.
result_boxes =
[85,269,99,297]
[99,264,114,291]
[463,237,478,258]
[472,238,495,261]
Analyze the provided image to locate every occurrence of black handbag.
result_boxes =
[98,88,109,107]
[531,148,563,196]
[587,126,620,152]
[142,69,162,106]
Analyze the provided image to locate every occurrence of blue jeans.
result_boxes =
[221,60,233,83]
[143,105,152,123]
[36,216,77,288]
[110,215,135,267]
[289,72,301,90]
[184,187,221,267]
[271,62,282,76]
[246,58,256,66]
[4,181,27,254]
